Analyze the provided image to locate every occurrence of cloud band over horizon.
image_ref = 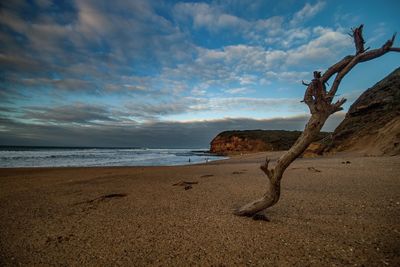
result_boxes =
[0,113,345,148]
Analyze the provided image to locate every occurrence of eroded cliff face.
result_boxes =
[210,135,274,155]
[328,67,400,155]
[210,130,329,155]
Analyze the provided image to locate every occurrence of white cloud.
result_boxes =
[120,95,307,122]
[265,71,309,83]
[191,83,210,96]
[254,16,285,36]
[290,1,326,26]
[158,25,352,92]
[279,28,311,47]
[76,1,109,36]
[286,27,352,66]
[184,97,305,115]
[238,74,258,85]
[223,87,253,94]
[173,2,247,31]
[174,2,288,45]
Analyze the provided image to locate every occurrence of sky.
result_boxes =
[0,0,399,148]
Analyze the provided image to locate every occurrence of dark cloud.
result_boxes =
[0,54,43,72]
[0,106,16,113]
[21,103,117,124]
[0,0,191,99]
[0,113,345,148]
[125,98,204,120]
[0,86,27,104]
[15,77,96,92]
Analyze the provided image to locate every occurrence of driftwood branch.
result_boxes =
[332,98,347,113]
[235,25,400,217]
[352,24,365,54]
[328,32,398,99]
[260,158,273,179]
[301,80,310,86]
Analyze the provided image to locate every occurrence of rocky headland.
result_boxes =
[210,130,329,155]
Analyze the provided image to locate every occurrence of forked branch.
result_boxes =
[328,31,398,99]
[260,158,273,179]
[351,24,365,54]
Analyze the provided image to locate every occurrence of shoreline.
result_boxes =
[1,152,399,266]
[0,147,227,169]
[0,151,282,169]
[0,156,229,169]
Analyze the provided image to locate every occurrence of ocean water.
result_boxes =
[0,147,227,168]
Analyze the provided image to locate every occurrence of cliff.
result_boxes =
[327,67,400,155]
[210,130,329,155]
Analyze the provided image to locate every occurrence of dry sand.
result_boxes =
[0,152,399,266]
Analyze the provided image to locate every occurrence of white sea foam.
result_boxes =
[0,147,226,168]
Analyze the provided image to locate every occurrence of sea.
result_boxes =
[0,146,227,168]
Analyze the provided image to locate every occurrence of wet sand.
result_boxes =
[0,152,399,266]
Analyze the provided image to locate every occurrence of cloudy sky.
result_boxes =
[1,0,399,148]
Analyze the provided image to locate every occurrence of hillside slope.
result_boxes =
[328,67,400,155]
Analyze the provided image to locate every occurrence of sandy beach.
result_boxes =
[0,152,399,266]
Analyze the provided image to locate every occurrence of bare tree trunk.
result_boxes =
[234,25,400,217]
[234,113,329,216]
